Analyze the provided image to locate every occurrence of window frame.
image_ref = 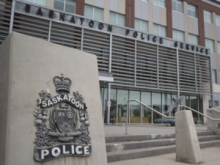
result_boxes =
[84,4,104,21]
[205,38,215,53]
[216,14,220,27]
[153,24,166,37]
[172,29,184,42]
[187,4,197,18]
[54,0,76,14]
[109,11,125,27]
[217,42,220,55]
[188,34,198,45]
[135,18,148,32]
[24,0,46,6]
[172,0,183,13]
[153,0,166,8]
[204,10,212,24]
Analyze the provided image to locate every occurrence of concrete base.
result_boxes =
[207,108,220,134]
[0,32,107,165]
[175,110,203,164]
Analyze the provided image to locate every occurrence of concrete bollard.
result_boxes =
[207,109,220,134]
[175,110,203,164]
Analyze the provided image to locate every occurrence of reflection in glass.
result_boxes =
[152,93,161,122]
[162,93,171,116]
[117,90,128,123]
[129,91,141,123]
[190,96,198,123]
[141,92,151,123]
[110,89,117,124]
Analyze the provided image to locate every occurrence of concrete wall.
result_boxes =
[0,32,107,165]
[0,29,11,165]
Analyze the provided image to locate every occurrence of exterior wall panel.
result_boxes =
[172,11,185,31]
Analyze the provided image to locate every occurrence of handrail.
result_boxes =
[125,99,174,135]
[180,105,220,121]
[207,108,220,113]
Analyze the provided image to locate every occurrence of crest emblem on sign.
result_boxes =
[33,74,91,162]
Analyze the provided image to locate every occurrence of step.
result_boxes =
[107,140,220,162]
[106,135,220,152]
[106,131,215,143]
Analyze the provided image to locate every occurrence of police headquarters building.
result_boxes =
[1,0,220,124]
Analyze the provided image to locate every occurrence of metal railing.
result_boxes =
[125,99,174,135]
[125,100,220,135]
[180,105,220,121]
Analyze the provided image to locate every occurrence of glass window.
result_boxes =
[117,90,128,123]
[129,91,141,123]
[216,14,220,26]
[162,93,171,116]
[153,24,166,37]
[152,93,161,122]
[188,34,198,45]
[218,42,220,55]
[173,29,184,42]
[204,10,212,23]
[187,4,197,18]
[54,0,75,13]
[24,0,46,6]
[153,0,166,7]
[109,11,125,27]
[84,5,103,21]
[141,92,151,123]
[172,0,183,13]
[135,19,148,32]
[205,39,214,53]
[212,70,217,84]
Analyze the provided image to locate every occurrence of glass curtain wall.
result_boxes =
[141,92,151,123]
[129,91,141,123]
[117,90,128,123]
[100,87,203,124]
[152,93,162,122]
[110,89,117,124]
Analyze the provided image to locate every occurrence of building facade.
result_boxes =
[1,0,220,124]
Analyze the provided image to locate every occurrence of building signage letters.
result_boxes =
[16,2,209,55]
[33,74,91,162]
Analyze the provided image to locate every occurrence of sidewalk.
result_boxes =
[105,125,220,165]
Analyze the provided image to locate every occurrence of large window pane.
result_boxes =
[188,34,198,45]
[94,7,103,21]
[117,90,128,123]
[152,93,161,122]
[153,24,166,37]
[110,11,125,26]
[172,0,183,13]
[216,14,220,26]
[141,92,151,123]
[187,4,197,18]
[162,93,171,116]
[204,10,212,23]
[84,5,93,19]
[110,89,117,124]
[153,0,165,7]
[129,91,141,123]
[218,42,220,54]
[205,39,214,53]
[135,18,148,32]
[54,0,64,10]
[173,29,184,42]
[65,0,75,13]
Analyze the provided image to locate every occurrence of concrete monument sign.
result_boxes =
[0,32,107,165]
[175,110,203,164]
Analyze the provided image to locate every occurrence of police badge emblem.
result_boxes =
[33,74,91,162]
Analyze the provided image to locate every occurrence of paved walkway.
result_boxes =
[105,125,220,165]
